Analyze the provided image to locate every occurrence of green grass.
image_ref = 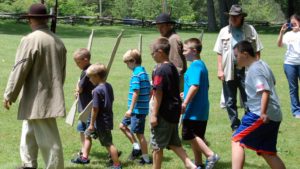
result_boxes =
[0,20,299,169]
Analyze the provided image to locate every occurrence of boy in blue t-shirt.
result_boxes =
[182,38,220,169]
[86,63,122,169]
[71,48,95,164]
[119,49,152,164]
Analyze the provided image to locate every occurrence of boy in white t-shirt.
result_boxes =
[231,41,286,169]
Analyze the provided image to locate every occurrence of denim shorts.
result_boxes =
[77,114,91,132]
[121,114,146,134]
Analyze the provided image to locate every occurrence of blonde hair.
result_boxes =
[86,63,107,80]
[73,48,91,60]
[123,49,142,64]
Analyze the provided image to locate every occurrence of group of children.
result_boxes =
[69,36,285,169]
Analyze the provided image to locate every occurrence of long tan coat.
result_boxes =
[4,26,67,120]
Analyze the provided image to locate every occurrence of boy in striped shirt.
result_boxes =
[119,49,152,164]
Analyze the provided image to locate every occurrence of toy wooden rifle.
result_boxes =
[78,30,124,122]
[50,0,58,33]
[65,29,95,126]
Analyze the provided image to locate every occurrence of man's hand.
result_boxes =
[125,110,132,118]
[260,113,269,123]
[150,115,158,128]
[3,99,11,110]
[218,70,224,81]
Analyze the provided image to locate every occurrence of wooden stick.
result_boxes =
[78,30,124,122]
[65,29,95,126]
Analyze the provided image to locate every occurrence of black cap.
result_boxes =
[21,3,53,18]
[153,13,176,24]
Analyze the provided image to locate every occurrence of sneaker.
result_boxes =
[138,157,152,165]
[205,154,220,169]
[108,151,122,165]
[128,149,142,161]
[71,156,90,164]
[109,164,122,169]
[196,164,205,169]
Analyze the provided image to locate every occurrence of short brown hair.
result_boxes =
[184,38,202,53]
[86,63,107,80]
[123,49,142,64]
[73,48,91,60]
[151,37,170,55]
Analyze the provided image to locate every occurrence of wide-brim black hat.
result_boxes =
[224,4,247,17]
[21,3,53,18]
[152,13,176,24]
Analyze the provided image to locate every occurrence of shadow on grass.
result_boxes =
[213,160,268,169]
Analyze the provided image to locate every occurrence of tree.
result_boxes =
[207,0,217,31]
[217,0,239,27]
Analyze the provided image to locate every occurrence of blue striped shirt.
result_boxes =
[128,66,151,114]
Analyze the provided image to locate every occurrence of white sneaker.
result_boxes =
[205,154,220,169]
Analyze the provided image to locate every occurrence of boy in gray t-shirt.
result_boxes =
[231,41,286,169]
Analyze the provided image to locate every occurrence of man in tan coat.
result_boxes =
[3,3,66,169]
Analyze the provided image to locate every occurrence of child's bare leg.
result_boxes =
[152,148,163,169]
[137,134,148,155]
[169,145,196,169]
[82,136,92,158]
[80,132,85,153]
[119,123,138,144]
[232,141,245,169]
[106,144,120,165]
[191,146,202,166]
[261,154,286,169]
[191,136,214,158]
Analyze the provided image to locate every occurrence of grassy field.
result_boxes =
[0,20,299,169]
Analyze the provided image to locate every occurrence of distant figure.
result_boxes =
[150,37,198,169]
[232,40,286,169]
[154,13,186,90]
[71,48,95,164]
[277,14,300,118]
[86,63,122,169]
[3,3,66,169]
[214,4,263,131]
[181,38,220,169]
[119,49,152,164]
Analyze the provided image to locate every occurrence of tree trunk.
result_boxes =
[207,0,217,31]
[218,0,239,28]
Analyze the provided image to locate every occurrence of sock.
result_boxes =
[133,142,140,150]
[142,154,150,162]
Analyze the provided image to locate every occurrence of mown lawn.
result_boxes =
[0,21,299,169]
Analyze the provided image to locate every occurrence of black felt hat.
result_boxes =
[153,13,176,24]
[21,3,53,18]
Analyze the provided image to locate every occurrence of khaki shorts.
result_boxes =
[150,115,181,150]
[97,130,113,147]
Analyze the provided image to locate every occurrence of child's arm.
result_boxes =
[88,107,99,131]
[125,90,139,117]
[150,89,163,128]
[74,79,83,98]
[260,90,270,123]
[181,85,199,114]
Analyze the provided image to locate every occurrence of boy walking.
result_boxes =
[232,41,286,169]
[119,49,152,164]
[71,48,95,164]
[86,63,122,169]
[182,38,220,169]
[150,37,199,169]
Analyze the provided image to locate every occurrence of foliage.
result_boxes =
[240,0,285,23]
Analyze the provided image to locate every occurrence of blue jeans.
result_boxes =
[223,67,247,131]
[284,64,300,116]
